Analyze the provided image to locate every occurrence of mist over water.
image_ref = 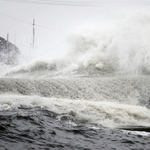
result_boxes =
[6,13,150,78]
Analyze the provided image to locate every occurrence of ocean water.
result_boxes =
[1,14,150,149]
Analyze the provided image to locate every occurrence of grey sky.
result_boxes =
[0,0,149,60]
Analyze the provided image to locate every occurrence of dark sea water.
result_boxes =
[1,107,150,150]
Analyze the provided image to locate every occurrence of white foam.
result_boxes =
[1,95,150,128]
[123,130,150,137]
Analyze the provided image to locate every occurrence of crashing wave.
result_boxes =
[6,13,150,78]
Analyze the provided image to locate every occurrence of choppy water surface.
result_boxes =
[1,107,150,150]
[0,76,150,150]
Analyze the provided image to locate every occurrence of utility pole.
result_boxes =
[7,33,9,52]
[6,33,9,64]
[32,19,35,49]
[14,31,16,46]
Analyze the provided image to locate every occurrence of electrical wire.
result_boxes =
[1,0,150,32]
[4,0,150,5]
[0,12,31,25]
[4,0,99,6]
[4,0,147,7]
[0,12,64,33]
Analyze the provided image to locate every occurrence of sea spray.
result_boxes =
[5,13,150,78]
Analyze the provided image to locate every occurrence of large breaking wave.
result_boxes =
[6,13,150,78]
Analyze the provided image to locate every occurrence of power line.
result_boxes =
[4,0,141,7]
[0,12,31,25]
[4,0,102,4]
[5,0,101,3]
[0,12,63,33]
[4,0,98,7]
[4,0,150,6]
[35,24,63,32]
[1,0,150,31]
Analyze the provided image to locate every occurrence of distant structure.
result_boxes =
[32,19,35,49]
[0,36,20,65]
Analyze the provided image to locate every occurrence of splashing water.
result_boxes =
[5,13,150,78]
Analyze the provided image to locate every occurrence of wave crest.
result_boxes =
[6,13,150,77]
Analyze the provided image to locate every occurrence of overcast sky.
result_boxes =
[0,0,150,61]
